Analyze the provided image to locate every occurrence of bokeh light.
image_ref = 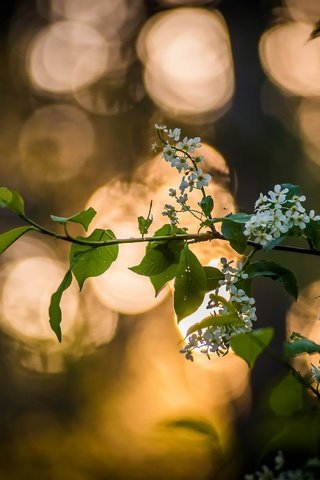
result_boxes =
[18,104,95,183]
[85,180,169,314]
[0,236,119,371]
[286,280,320,376]
[259,21,320,97]
[284,0,320,23]
[137,8,234,121]
[1,256,79,342]
[27,20,109,94]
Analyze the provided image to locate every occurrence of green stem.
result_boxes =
[20,213,320,255]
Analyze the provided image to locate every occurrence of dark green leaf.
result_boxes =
[230,327,274,368]
[269,373,303,416]
[50,207,96,231]
[305,219,320,250]
[263,235,286,251]
[0,226,35,254]
[224,212,252,224]
[0,187,25,214]
[284,332,320,357]
[203,266,224,291]
[221,218,247,254]
[199,195,214,217]
[174,246,207,322]
[245,260,298,299]
[147,224,187,250]
[70,229,118,290]
[187,312,242,336]
[280,183,302,200]
[130,246,172,276]
[49,270,73,342]
[150,262,179,296]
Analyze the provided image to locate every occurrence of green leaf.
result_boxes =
[230,327,274,368]
[245,260,298,300]
[280,183,302,200]
[203,266,224,291]
[0,226,35,254]
[130,246,173,276]
[147,224,187,250]
[70,229,118,290]
[49,270,73,342]
[150,262,180,296]
[263,235,286,251]
[50,207,96,232]
[186,312,242,336]
[305,219,320,250]
[269,373,303,416]
[221,218,247,254]
[138,215,153,236]
[199,195,214,217]
[224,212,252,224]
[284,332,320,357]
[0,187,25,214]
[174,246,207,322]
[131,230,185,295]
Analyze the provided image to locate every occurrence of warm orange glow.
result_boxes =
[1,257,79,342]
[259,21,320,97]
[85,181,169,314]
[286,281,320,375]
[159,0,211,5]
[284,0,320,23]
[18,104,95,183]
[48,0,143,43]
[137,8,234,121]
[27,20,109,93]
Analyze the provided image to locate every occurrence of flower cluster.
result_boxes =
[245,451,320,480]
[155,125,212,225]
[180,258,257,361]
[244,184,320,247]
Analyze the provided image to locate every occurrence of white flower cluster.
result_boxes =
[245,451,320,480]
[244,184,320,247]
[155,125,211,225]
[180,258,257,361]
[311,363,320,384]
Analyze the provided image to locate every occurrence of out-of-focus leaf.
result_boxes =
[269,373,303,416]
[0,187,25,214]
[162,418,220,444]
[230,327,274,368]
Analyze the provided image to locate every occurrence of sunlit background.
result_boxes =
[0,0,319,478]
